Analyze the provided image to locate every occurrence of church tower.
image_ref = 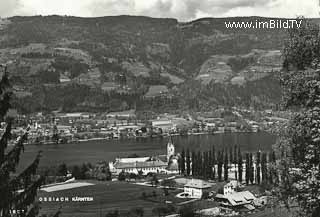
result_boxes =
[167,136,175,161]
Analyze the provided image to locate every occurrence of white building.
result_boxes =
[109,138,178,175]
[109,156,167,175]
[223,180,239,196]
[184,179,212,198]
[151,119,175,133]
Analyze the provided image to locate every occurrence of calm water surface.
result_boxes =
[20,132,276,168]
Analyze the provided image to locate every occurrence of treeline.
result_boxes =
[38,161,112,184]
[21,52,57,59]
[179,145,278,186]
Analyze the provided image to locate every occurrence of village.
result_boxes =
[4,106,289,145]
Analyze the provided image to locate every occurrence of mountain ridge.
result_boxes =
[0,15,299,113]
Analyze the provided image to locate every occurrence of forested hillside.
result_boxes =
[0,15,294,113]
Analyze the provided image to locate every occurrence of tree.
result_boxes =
[151,174,159,186]
[57,163,68,176]
[186,148,191,176]
[52,125,59,144]
[118,170,126,181]
[256,151,261,185]
[249,153,254,184]
[224,150,229,181]
[105,167,112,181]
[80,163,90,179]
[191,150,195,176]
[261,152,268,183]
[202,191,209,199]
[238,148,243,183]
[203,151,208,179]
[197,151,202,177]
[208,150,213,179]
[181,148,185,175]
[229,146,233,165]
[161,179,176,189]
[217,151,223,182]
[0,67,45,217]
[71,165,81,179]
[233,145,238,180]
[245,153,250,185]
[179,205,195,217]
[212,145,216,180]
[268,152,274,184]
[276,18,320,217]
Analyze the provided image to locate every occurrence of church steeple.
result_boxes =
[167,136,175,161]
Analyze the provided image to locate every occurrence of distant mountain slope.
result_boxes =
[0,15,297,113]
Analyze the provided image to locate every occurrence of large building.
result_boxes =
[109,156,167,175]
[109,137,179,175]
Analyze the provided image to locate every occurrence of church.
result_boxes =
[109,137,180,175]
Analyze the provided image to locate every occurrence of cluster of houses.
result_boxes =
[5,106,289,145]
[179,179,268,216]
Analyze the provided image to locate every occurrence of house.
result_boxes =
[106,110,136,119]
[183,179,212,198]
[151,119,175,133]
[223,180,240,195]
[215,191,256,209]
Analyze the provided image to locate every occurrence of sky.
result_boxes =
[0,0,319,21]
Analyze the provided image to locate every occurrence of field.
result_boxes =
[37,181,187,217]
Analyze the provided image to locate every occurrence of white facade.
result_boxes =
[184,179,211,198]
[223,181,239,196]
[109,157,167,175]
[184,186,204,198]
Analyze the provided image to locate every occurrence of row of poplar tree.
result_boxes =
[178,145,278,185]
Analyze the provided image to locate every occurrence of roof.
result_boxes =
[114,158,167,169]
[117,157,150,163]
[184,179,212,189]
[243,204,255,211]
[216,191,256,207]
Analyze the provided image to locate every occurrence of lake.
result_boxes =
[20,132,276,168]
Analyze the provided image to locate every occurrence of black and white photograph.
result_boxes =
[0,0,319,217]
